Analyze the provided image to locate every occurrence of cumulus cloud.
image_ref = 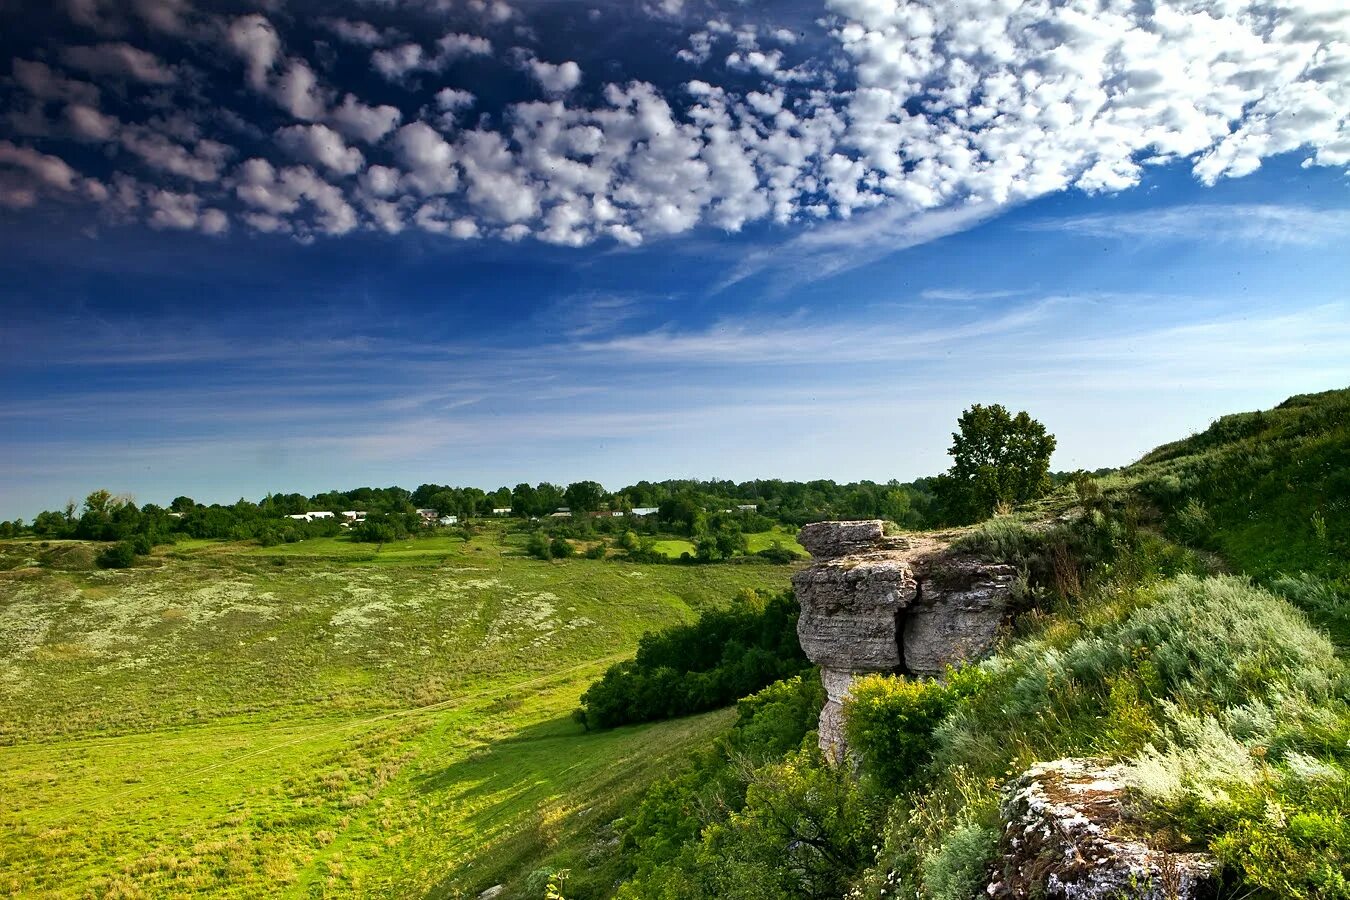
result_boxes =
[276,124,364,175]
[372,32,492,83]
[61,43,176,84]
[64,103,120,141]
[0,141,79,207]
[521,57,582,95]
[9,0,1350,247]
[233,158,358,236]
[320,18,395,47]
[119,127,232,182]
[226,14,280,91]
[391,122,459,194]
[12,60,99,104]
[327,94,402,144]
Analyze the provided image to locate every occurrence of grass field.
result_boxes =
[650,526,806,560]
[0,525,795,897]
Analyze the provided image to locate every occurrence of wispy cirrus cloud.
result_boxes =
[1025,204,1350,247]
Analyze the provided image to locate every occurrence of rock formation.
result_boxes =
[792,520,1017,761]
[989,758,1217,899]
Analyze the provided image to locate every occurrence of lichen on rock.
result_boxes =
[988,758,1217,900]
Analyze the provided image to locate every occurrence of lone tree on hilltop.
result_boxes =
[934,404,1056,524]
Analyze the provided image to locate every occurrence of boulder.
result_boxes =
[796,520,887,558]
[989,758,1217,900]
[902,557,1018,675]
[792,558,915,671]
[793,523,1017,760]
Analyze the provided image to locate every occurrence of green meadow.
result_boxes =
[0,525,797,897]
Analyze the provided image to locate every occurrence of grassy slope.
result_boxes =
[0,524,795,898]
[1111,386,1349,640]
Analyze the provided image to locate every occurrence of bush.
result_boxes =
[583,542,607,559]
[526,531,553,560]
[755,540,799,564]
[97,541,137,569]
[921,823,999,900]
[845,666,992,793]
[549,536,575,558]
[577,590,810,729]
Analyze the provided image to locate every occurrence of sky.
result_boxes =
[1,0,1348,519]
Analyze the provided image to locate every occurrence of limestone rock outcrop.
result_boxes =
[989,758,1217,900]
[792,521,1016,761]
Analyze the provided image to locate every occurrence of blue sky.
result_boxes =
[1,0,1348,518]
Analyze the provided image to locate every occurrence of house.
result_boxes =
[549,507,572,518]
[737,504,758,512]
[439,515,459,526]
[340,511,366,522]
[630,507,659,517]
[286,511,336,522]
[491,508,512,516]
[415,508,439,524]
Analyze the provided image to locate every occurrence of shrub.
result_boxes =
[583,542,607,559]
[755,540,798,564]
[921,822,999,900]
[526,531,552,560]
[845,666,992,793]
[96,541,136,569]
[577,590,810,729]
[549,536,575,558]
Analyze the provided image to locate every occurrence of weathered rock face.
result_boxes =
[792,521,1017,761]
[989,758,1217,900]
[797,520,889,559]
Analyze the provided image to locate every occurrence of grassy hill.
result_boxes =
[501,387,1350,900]
[0,525,798,897]
[1112,386,1349,641]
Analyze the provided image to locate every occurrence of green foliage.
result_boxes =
[844,667,992,793]
[605,674,875,900]
[578,590,810,729]
[96,539,137,568]
[920,823,999,900]
[933,404,1057,524]
[550,536,576,559]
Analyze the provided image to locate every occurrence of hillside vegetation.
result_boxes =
[522,387,1349,900]
[0,524,796,897]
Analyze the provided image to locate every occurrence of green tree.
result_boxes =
[934,404,1056,523]
[564,480,607,515]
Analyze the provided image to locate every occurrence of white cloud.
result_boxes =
[272,59,329,121]
[391,122,459,194]
[64,103,119,141]
[119,128,232,182]
[61,43,176,84]
[14,0,1350,246]
[320,18,394,47]
[1026,204,1350,247]
[372,32,492,83]
[328,94,402,144]
[0,141,79,208]
[12,60,99,104]
[226,14,280,91]
[522,57,582,95]
[276,124,364,175]
[233,160,358,235]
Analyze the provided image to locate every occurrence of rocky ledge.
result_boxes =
[792,520,1017,761]
[988,758,1217,900]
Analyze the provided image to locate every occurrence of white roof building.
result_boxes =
[630,507,659,517]
[492,508,512,515]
